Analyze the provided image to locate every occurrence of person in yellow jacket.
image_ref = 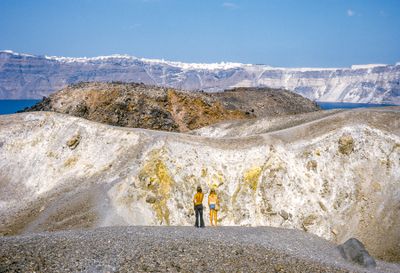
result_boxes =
[208,188,219,226]
[193,186,205,228]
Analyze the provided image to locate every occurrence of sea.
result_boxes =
[0,100,397,115]
[0,100,40,115]
[317,101,396,110]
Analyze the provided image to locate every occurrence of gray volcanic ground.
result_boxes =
[0,107,399,269]
[1,226,400,273]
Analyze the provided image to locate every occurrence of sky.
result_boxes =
[0,0,399,67]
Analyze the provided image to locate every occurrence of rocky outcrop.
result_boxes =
[1,108,399,262]
[1,51,399,104]
[24,82,320,132]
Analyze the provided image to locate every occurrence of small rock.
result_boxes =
[67,134,81,150]
[302,214,317,226]
[371,181,381,192]
[145,195,157,204]
[331,228,338,235]
[274,264,285,272]
[234,249,244,255]
[279,210,289,220]
[318,201,327,212]
[338,134,354,155]
[306,160,318,171]
[338,238,376,268]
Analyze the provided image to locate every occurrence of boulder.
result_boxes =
[338,238,376,268]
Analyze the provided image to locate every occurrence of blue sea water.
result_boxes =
[317,101,396,110]
[0,100,397,115]
[0,100,40,115]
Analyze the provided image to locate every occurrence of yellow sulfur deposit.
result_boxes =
[243,166,263,191]
[138,150,175,225]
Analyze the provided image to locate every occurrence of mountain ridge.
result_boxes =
[2,50,398,70]
[1,50,399,104]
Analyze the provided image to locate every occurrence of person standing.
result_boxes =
[208,188,219,226]
[193,186,205,228]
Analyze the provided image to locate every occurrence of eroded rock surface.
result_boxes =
[0,108,399,263]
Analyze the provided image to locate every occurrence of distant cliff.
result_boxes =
[1,50,399,104]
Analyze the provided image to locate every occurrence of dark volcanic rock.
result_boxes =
[24,82,320,132]
[338,238,377,268]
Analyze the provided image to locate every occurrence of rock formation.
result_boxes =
[0,107,399,263]
[1,50,399,104]
[24,82,320,132]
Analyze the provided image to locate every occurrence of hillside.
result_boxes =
[24,82,320,132]
[1,51,399,104]
[0,108,399,263]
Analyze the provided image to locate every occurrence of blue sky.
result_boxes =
[0,0,399,67]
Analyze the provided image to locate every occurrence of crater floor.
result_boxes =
[1,226,399,273]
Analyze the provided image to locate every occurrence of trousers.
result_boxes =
[194,204,205,228]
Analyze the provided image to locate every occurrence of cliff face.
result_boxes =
[1,108,399,262]
[25,82,319,132]
[1,51,399,104]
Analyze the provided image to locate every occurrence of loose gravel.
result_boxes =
[1,226,399,273]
